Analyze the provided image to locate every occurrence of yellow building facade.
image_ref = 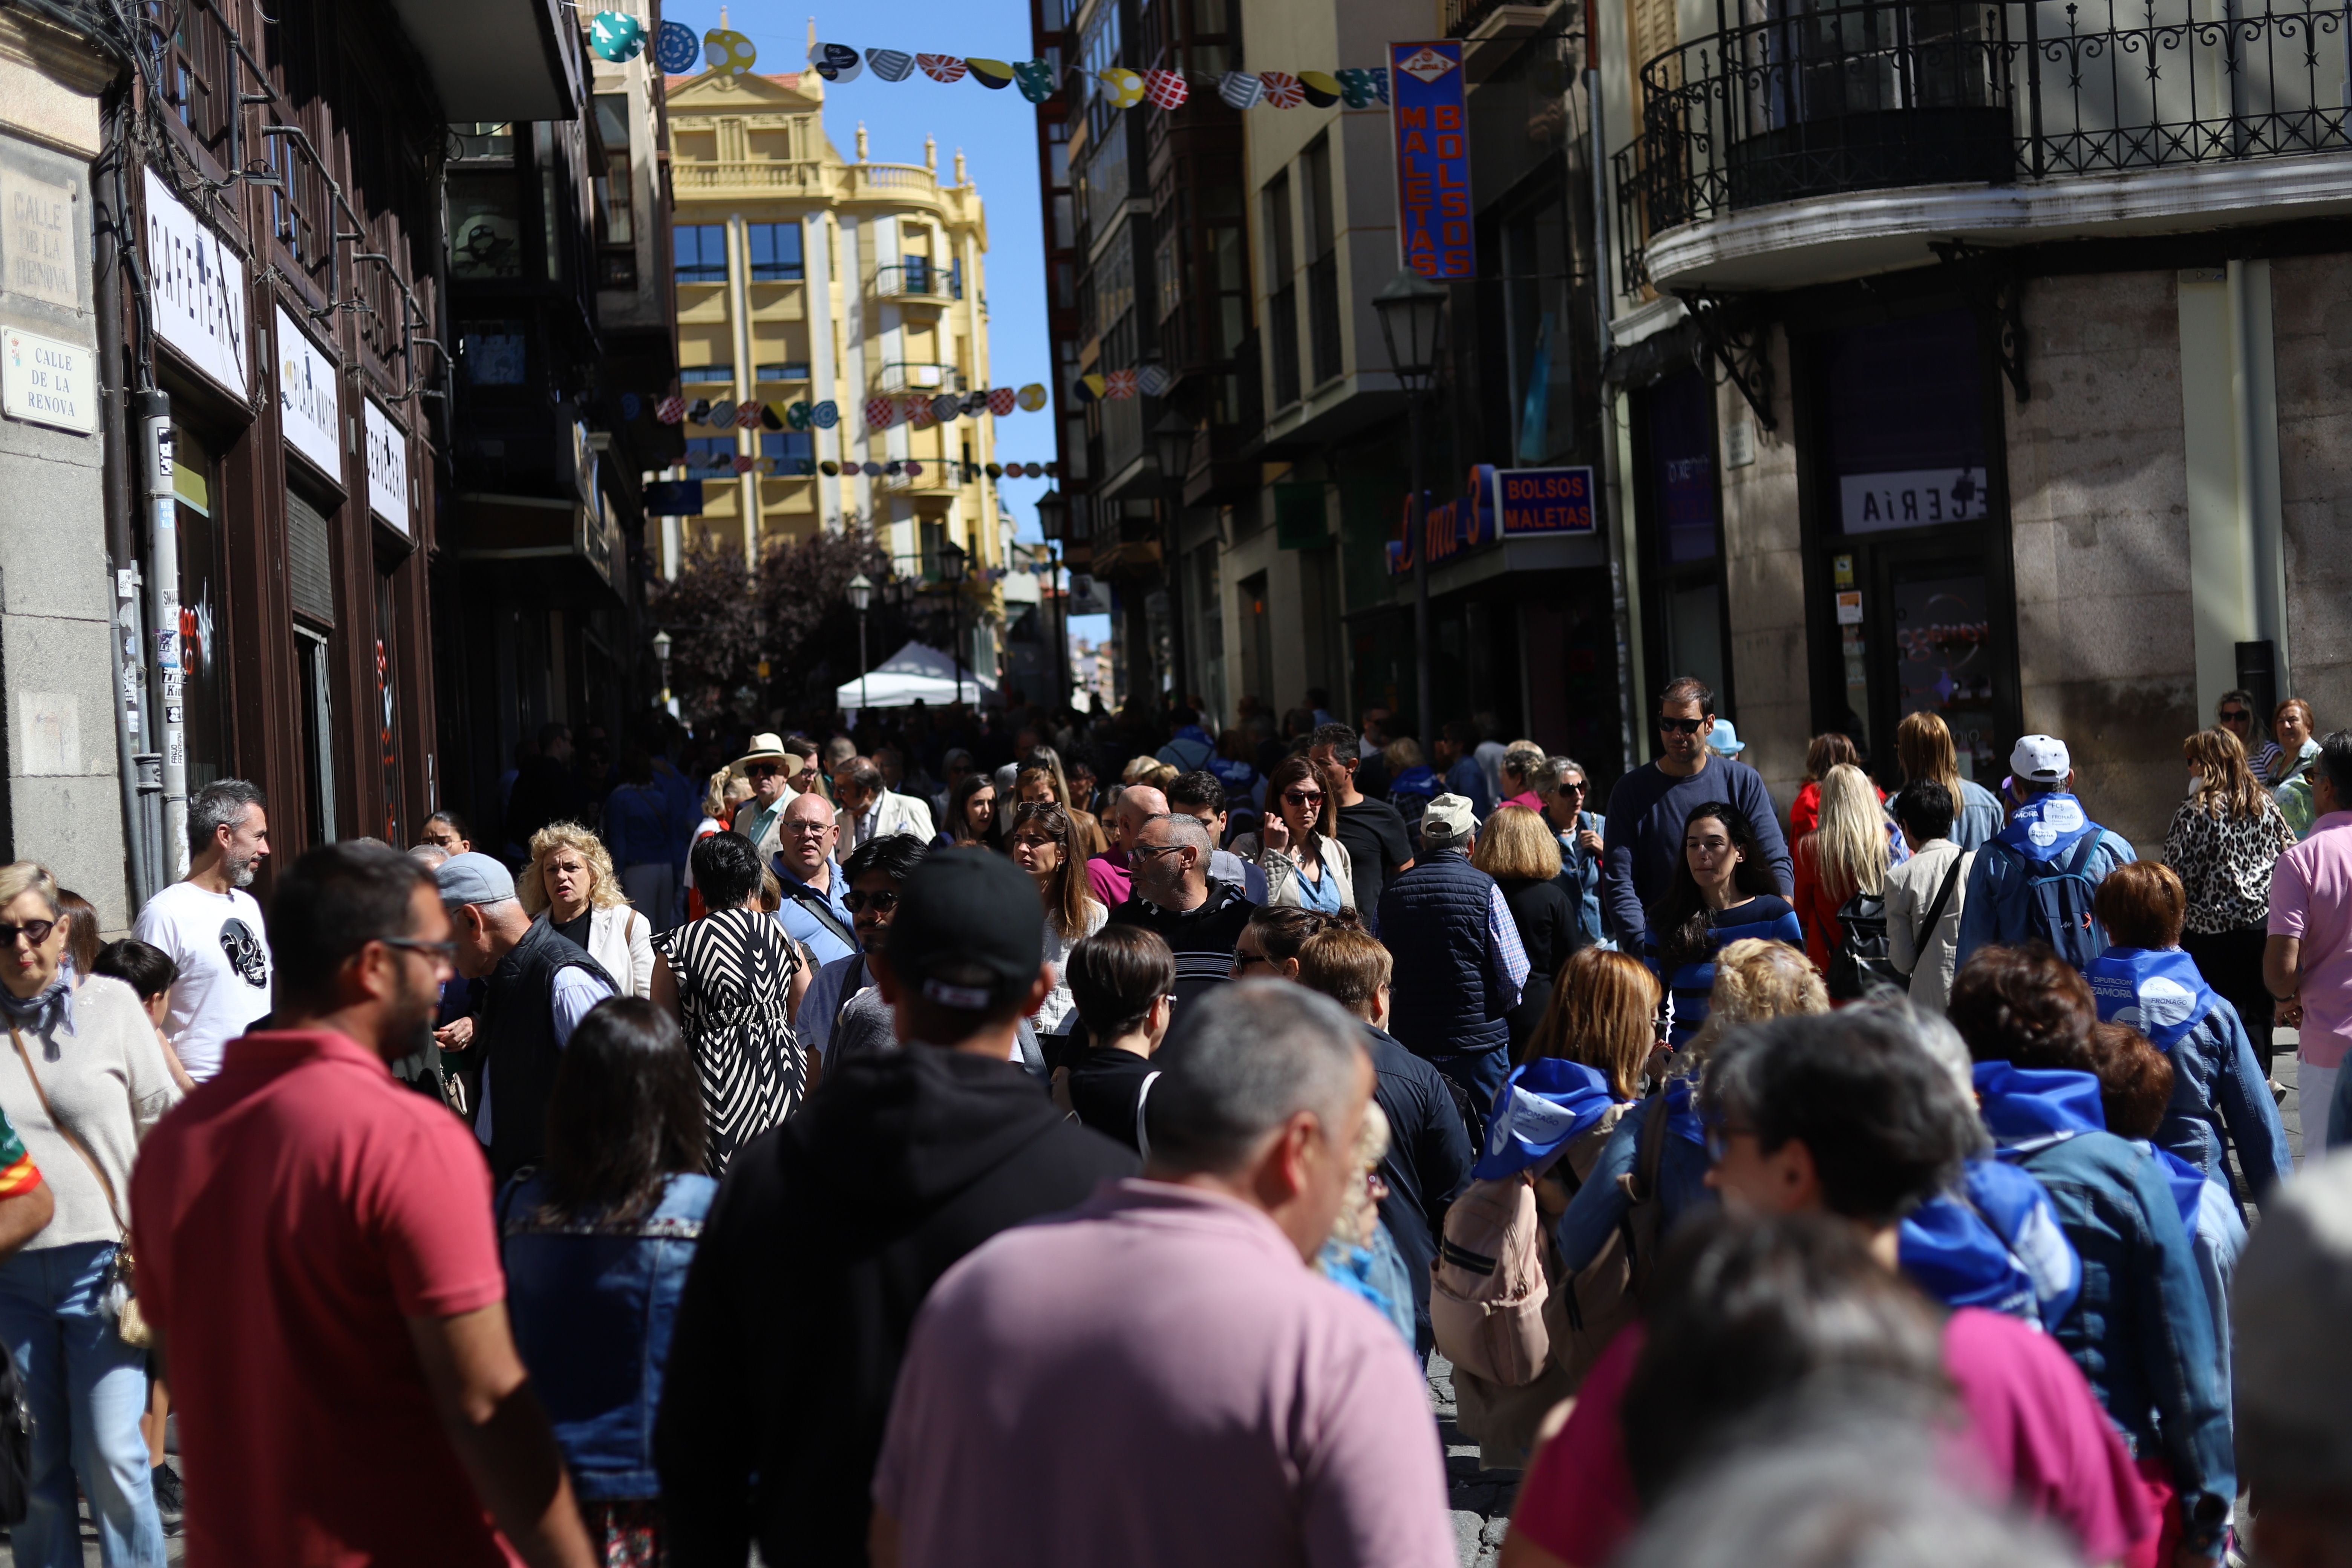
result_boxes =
[663,61,1004,609]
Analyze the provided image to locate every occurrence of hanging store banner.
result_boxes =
[276,306,341,482]
[365,398,409,534]
[1389,42,1473,280]
[144,168,248,398]
[1498,466,1596,535]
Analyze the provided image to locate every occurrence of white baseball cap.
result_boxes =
[2009,735,2070,784]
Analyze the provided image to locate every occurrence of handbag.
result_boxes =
[5,1021,150,1348]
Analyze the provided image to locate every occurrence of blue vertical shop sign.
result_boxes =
[1389,41,1474,280]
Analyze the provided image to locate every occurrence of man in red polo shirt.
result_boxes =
[128,842,594,1568]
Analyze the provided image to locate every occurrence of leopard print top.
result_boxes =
[2164,793,2298,934]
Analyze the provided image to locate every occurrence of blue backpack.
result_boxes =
[1989,832,2109,969]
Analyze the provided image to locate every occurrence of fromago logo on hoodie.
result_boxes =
[220,918,268,987]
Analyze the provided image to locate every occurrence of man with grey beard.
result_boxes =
[133,779,275,1082]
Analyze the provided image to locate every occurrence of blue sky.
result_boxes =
[657,3,1110,648]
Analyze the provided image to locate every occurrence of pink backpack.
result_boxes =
[1430,1174,1550,1387]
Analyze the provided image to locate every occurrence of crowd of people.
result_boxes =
[0,675,2343,1566]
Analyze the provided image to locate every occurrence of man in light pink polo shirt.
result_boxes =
[2267,730,2352,1155]
[870,982,1456,1568]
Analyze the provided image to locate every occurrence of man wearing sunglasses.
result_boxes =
[799,833,929,1069]
[727,733,800,863]
[1599,675,1793,948]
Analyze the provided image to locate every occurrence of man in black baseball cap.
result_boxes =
[658,848,1135,1566]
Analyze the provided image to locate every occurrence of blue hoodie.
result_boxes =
[2086,945,2288,1198]
[1973,1061,2235,1555]
[1953,793,2135,969]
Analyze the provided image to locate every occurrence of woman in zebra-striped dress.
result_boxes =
[651,830,811,1173]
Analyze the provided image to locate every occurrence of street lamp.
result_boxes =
[650,628,673,711]
[1151,409,1193,707]
[1374,266,1450,744]
[940,537,969,710]
[846,573,873,715]
[1035,490,1070,704]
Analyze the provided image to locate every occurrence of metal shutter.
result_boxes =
[288,489,335,626]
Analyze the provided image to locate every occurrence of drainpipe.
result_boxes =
[94,87,158,908]
[137,390,188,880]
[1589,66,1639,776]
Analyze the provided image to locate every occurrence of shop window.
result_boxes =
[680,364,734,384]
[1821,310,1988,537]
[171,426,230,793]
[1640,369,1727,711]
[296,627,339,845]
[374,574,403,844]
[448,172,525,280]
[287,489,337,629]
[1501,195,1581,465]
[760,431,813,466]
[1262,173,1298,406]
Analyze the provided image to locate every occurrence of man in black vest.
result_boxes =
[437,852,615,1183]
[1376,795,1530,1127]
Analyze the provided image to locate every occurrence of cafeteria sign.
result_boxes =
[1389,41,1473,280]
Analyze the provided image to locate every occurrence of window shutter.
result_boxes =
[288,490,335,626]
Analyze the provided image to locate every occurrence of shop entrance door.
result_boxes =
[1832,538,2013,787]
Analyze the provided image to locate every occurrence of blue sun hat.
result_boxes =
[1706,717,1747,756]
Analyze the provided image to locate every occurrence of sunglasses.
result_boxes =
[1658,716,1706,735]
[842,890,900,914]
[2219,709,2249,724]
[1283,790,1324,806]
[1127,842,1183,864]
[0,919,56,950]
[744,763,784,779]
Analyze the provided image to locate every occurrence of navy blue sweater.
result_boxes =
[1602,756,1793,943]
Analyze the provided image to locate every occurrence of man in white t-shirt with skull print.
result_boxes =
[133,779,276,1082]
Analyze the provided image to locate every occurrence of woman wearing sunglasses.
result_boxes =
[0,861,180,1565]
[1236,755,1356,915]
[1006,802,1108,1037]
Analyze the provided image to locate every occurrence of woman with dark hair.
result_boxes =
[1006,801,1108,1036]
[942,773,998,849]
[1643,802,1802,1048]
[1234,754,1354,913]
[650,831,807,1171]
[1229,904,1352,983]
[500,997,711,1568]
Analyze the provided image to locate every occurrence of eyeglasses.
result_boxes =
[842,890,900,915]
[1231,949,1271,973]
[1704,1120,1752,1162]
[782,820,833,836]
[1658,716,1705,735]
[1557,780,1588,794]
[380,936,458,963]
[0,919,56,950]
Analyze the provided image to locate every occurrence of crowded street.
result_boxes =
[5,0,2352,1564]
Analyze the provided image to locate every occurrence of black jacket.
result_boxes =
[1494,874,1588,1056]
[478,919,614,1184]
[1364,1024,1476,1353]
[656,1044,1137,1567]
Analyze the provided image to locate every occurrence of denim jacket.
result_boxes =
[1975,1064,2235,1557]
[1553,811,1611,948]
[500,1170,716,1499]
[1554,1090,1715,1272]
[2158,1001,2290,1200]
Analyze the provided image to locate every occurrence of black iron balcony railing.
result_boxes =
[1613,0,2352,285]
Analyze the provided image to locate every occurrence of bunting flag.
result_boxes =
[732,454,755,473]
[1076,373,1105,403]
[655,18,700,72]
[968,58,1017,89]
[1099,67,1146,108]
[865,47,916,81]
[930,392,963,423]
[687,398,712,424]
[784,401,812,430]
[655,394,685,425]
[1136,363,1171,397]
[620,392,643,421]
[908,397,936,428]
[709,399,737,427]
[917,53,968,83]
[734,400,765,429]
[812,400,839,428]
[1016,382,1049,411]
[705,28,757,75]
[1218,70,1264,109]
[808,41,861,80]
[988,386,1018,415]
[1337,66,1391,107]
[962,390,990,417]
[1300,70,1343,107]
[1014,60,1058,102]
[1259,71,1305,108]
[865,396,896,429]
[760,403,784,430]
[1143,68,1190,109]
[1104,368,1138,400]
[590,12,646,63]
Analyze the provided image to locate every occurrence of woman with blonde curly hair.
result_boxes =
[521,823,656,998]
[1684,936,1831,1058]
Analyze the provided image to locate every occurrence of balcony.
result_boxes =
[873,260,963,304]
[1614,0,2352,291]
[876,360,967,394]
[673,161,821,195]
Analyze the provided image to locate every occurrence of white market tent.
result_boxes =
[836,640,995,711]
